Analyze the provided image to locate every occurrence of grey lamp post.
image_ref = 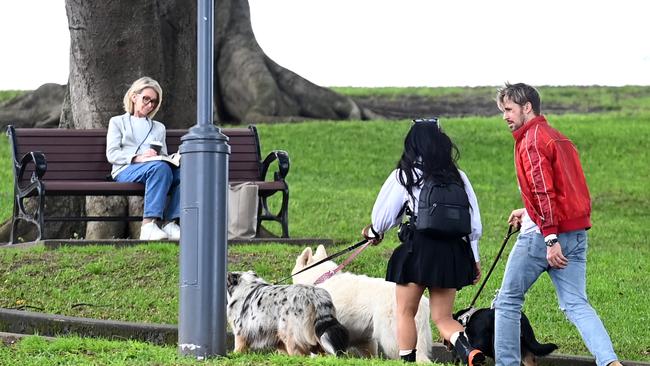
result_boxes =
[178,0,230,358]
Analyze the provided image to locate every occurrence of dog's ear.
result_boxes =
[226,271,239,288]
[314,245,328,260]
[296,247,313,266]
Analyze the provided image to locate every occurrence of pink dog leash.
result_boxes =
[314,241,371,285]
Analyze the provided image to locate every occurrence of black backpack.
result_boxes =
[415,178,471,238]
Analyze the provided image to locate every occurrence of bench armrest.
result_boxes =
[17,151,47,183]
[261,150,290,181]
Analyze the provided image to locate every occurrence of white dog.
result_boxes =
[292,245,433,362]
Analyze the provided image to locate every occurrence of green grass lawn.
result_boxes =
[0,336,416,366]
[1,109,649,364]
[0,90,26,102]
[333,85,650,113]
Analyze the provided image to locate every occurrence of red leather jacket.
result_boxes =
[512,115,591,237]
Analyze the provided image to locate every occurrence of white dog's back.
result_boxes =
[292,245,433,362]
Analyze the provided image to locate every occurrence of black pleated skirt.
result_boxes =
[386,230,476,290]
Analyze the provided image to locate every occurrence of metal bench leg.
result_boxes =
[256,200,263,238]
[36,194,44,241]
[10,197,19,244]
[13,193,44,243]
[255,190,290,238]
[279,190,289,238]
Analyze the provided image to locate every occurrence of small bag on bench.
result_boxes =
[228,182,259,239]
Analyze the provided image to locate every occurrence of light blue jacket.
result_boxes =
[106,112,168,178]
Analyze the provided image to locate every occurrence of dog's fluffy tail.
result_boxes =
[309,287,349,356]
[315,315,349,356]
[521,315,558,356]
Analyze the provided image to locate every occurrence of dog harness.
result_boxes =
[457,307,478,327]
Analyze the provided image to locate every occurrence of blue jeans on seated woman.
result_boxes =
[493,230,618,366]
[115,161,180,220]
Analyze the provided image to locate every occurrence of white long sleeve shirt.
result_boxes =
[370,169,482,262]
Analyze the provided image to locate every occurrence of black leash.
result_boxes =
[468,225,519,309]
[457,225,519,326]
[275,238,369,284]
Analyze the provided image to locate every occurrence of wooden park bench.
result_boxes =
[6,125,290,244]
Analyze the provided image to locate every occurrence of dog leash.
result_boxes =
[469,225,519,308]
[313,240,371,285]
[458,225,519,326]
[274,238,369,284]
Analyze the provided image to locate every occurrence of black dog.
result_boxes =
[451,307,558,366]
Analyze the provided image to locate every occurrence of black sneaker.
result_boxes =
[453,332,486,366]
[467,349,486,366]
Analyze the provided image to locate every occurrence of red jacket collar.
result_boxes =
[512,115,548,141]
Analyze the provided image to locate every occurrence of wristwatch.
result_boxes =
[545,238,559,247]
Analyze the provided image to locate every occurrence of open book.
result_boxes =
[144,152,181,167]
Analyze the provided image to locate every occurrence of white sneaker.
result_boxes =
[162,222,181,240]
[140,222,169,240]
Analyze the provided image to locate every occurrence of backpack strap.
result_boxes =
[396,200,411,220]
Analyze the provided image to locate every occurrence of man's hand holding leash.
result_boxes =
[507,208,526,229]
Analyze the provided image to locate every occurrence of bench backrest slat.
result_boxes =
[12,127,263,182]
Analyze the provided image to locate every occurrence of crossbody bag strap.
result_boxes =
[396,199,414,222]
[396,200,408,220]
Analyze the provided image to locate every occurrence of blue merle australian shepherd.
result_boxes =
[226,271,349,356]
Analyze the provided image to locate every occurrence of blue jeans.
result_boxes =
[493,230,618,366]
[115,161,180,220]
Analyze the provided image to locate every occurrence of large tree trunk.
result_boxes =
[64,0,371,128]
[25,0,373,241]
[214,0,367,122]
[61,1,196,239]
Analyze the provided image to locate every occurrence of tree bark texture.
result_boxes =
[63,0,370,129]
[1,0,375,242]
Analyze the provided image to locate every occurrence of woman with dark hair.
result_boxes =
[362,118,485,365]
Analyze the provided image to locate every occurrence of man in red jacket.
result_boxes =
[493,83,623,366]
